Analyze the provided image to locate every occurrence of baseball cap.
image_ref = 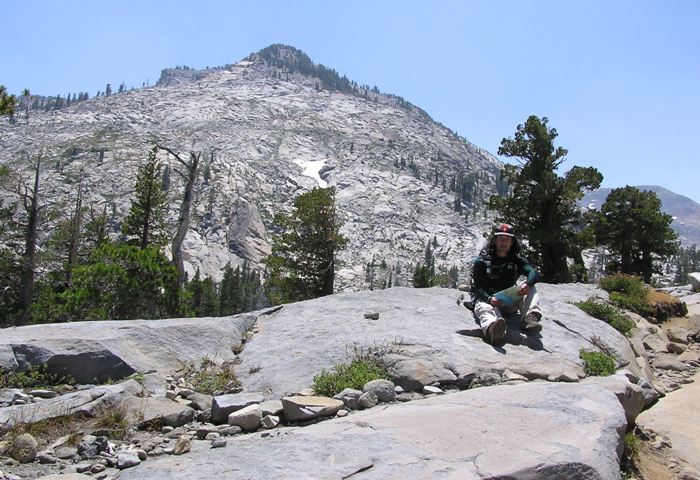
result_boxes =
[494,223,515,237]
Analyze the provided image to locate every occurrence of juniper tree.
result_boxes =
[490,115,603,283]
[594,186,678,283]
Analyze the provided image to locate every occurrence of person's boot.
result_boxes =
[522,313,542,333]
[486,318,506,345]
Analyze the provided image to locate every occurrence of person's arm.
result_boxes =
[518,256,540,286]
[472,258,494,303]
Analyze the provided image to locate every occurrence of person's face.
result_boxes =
[495,235,513,257]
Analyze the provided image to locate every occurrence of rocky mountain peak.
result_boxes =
[253,43,314,67]
[0,44,504,290]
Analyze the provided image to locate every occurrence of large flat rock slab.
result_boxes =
[636,370,700,474]
[236,285,638,398]
[116,380,627,479]
[0,315,256,383]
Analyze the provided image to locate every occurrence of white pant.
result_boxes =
[474,285,542,335]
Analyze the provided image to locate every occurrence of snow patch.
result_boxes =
[294,159,328,187]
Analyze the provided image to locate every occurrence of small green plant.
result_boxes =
[608,291,654,317]
[575,297,635,336]
[621,431,642,477]
[313,358,389,397]
[126,372,146,386]
[0,364,75,390]
[624,432,641,459]
[579,349,616,376]
[179,357,240,395]
[93,403,130,439]
[313,345,400,397]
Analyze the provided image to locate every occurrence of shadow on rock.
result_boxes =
[456,314,546,352]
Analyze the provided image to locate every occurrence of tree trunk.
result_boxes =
[641,249,653,284]
[541,242,569,284]
[140,180,152,250]
[322,256,335,296]
[570,247,587,283]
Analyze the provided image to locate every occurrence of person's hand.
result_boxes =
[517,284,531,296]
[489,296,502,307]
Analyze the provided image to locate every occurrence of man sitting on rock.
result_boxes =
[471,223,543,345]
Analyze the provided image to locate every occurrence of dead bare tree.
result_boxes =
[66,174,84,287]
[0,153,46,323]
[155,143,201,287]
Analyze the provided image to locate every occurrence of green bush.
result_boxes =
[579,349,616,376]
[575,297,635,336]
[599,274,653,318]
[599,274,645,295]
[608,291,654,317]
[313,358,389,397]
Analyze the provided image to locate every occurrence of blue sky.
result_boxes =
[2,0,699,202]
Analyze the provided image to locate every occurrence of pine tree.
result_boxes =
[0,154,45,323]
[0,85,17,116]
[265,187,347,303]
[184,269,218,317]
[0,196,21,325]
[121,146,169,249]
[412,265,432,288]
[199,276,218,316]
[186,269,204,314]
[62,243,177,320]
[219,262,241,315]
[239,261,263,311]
[674,245,700,284]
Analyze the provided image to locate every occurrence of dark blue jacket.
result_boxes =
[472,249,540,303]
